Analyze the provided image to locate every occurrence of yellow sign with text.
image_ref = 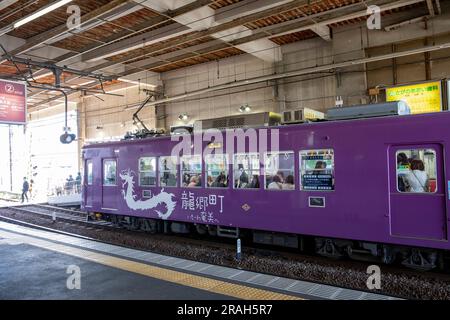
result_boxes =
[386,81,442,114]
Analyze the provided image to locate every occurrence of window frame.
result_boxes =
[299,149,335,192]
[158,156,179,188]
[181,155,203,188]
[205,153,229,189]
[138,156,157,187]
[86,160,93,185]
[263,151,296,191]
[102,159,117,186]
[395,148,438,194]
[233,152,261,190]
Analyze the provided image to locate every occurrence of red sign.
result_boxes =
[0,79,27,124]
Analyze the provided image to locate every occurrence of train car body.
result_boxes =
[82,111,450,269]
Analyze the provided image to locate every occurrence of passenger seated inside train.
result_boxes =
[185,175,201,188]
[211,173,227,188]
[265,172,295,190]
[267,175,283,190]
[207,176,214,187]
[283,175,295,190]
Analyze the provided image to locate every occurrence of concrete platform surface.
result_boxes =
[0,221,399,300]
[0,242,232,300]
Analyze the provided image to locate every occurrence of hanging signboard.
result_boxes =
[0,79,27,125]
[386,81,442,114]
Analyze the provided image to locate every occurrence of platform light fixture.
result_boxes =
[239,104,251,113]
[178,113,189,121]
[13,0,73,29]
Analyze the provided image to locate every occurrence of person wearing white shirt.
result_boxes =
[405,160,429,193]
[268,175,283,190]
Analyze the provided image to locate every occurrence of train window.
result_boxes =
[234,153,260,189]
[264,152,295,191]
[139,157,156,187]
[299,149,335,191]
[159,156,178,187]
[86,160,93,185]
[396,149,437,193]
[103,160,117,186]
[205,154,228,188]
[181,155,202,188]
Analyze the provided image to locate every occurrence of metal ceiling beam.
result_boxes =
[0,0,20,11]
[0,44,117,82]
[93,0,426,74]
[214,0,294,24]
[121,0,422,74]
[138,0,283,62]
[426,0,436,15]
[435,0,442,14]
[79,22,191,62]
[44,1,142,46]
[310,25,331,41]
[84,0,324,73]
[55,0,214,65]
[0,0,131,64]
[25,0,214,96]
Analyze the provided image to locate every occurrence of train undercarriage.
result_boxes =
[94,212,444,272]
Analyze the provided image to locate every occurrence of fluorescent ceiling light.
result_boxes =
[14,0,73,29]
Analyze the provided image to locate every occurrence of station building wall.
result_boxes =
[160,9,450,128]
[80,84,156,143]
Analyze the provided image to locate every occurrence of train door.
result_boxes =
[389,144,447,240]
[101,158,118,210]
[84,159,94,208]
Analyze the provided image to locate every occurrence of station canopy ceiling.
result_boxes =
[0,0,434,111]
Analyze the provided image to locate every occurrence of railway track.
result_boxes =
[2,204,116,229]
[1,204,450,299]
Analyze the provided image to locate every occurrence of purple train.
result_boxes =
[82,111,450,270]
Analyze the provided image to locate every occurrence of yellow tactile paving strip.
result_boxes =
[0,229,303,300]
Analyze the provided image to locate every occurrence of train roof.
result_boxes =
[82,111,450,149]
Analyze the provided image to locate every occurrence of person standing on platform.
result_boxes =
[75,172,82,193]
[21,177,29,203]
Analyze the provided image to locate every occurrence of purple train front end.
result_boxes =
[81,111,450,270]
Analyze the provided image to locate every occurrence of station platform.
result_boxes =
[0,221,398,300]
[47,193,81,207]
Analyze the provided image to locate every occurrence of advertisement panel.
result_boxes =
[386,81,442,114]
[0,79,27,124]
